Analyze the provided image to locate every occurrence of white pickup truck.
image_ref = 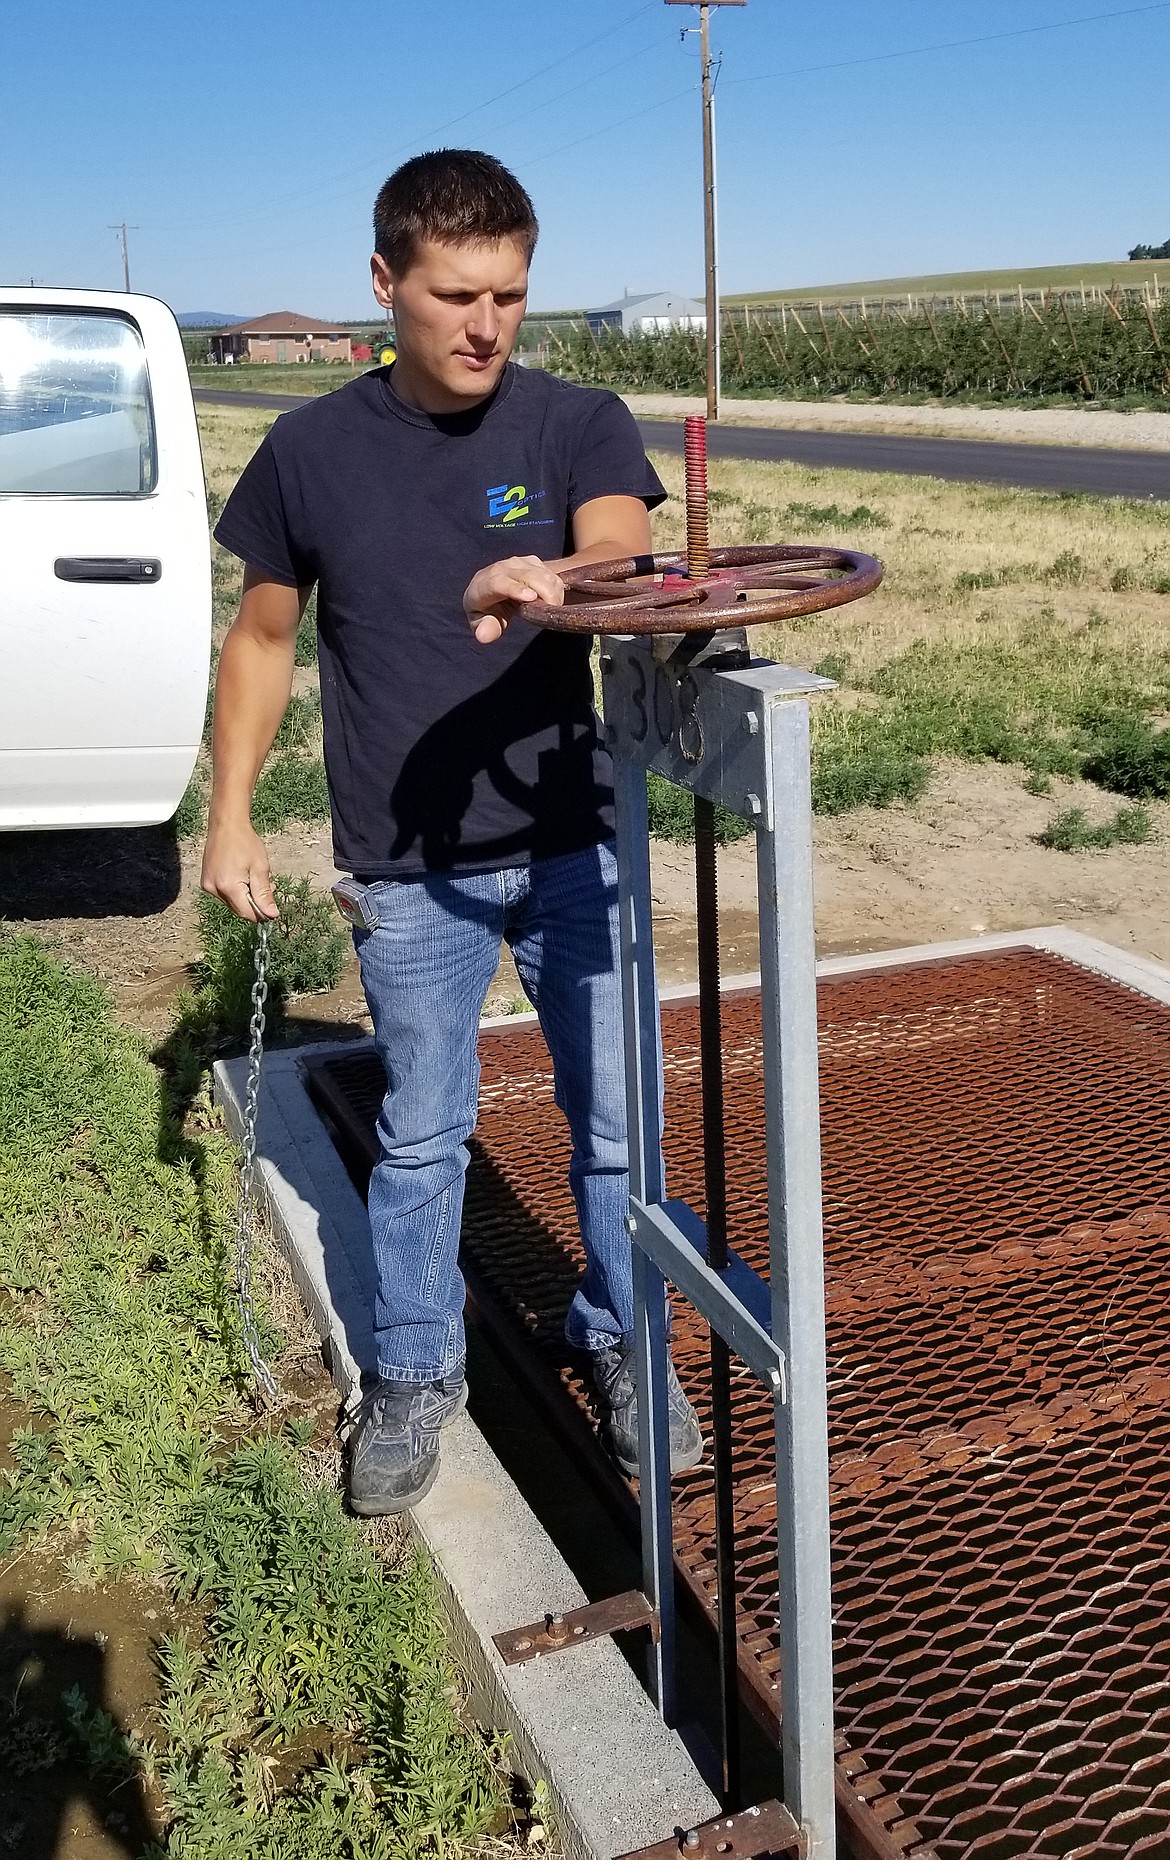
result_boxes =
[0,288,211,828]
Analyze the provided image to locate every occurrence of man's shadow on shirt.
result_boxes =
[388,630,612,869]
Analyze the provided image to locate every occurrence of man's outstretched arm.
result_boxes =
[201,566,311,922]
[464,494,652,643]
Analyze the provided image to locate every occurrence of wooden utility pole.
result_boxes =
[109,221,138,291]
[665,0,745,420]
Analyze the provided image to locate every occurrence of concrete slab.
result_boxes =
[214,1045,719,1860]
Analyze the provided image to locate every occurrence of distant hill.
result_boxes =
[726,260,1170,305]
[176,311,247,328]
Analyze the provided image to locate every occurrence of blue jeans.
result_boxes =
[353,839,635,1385]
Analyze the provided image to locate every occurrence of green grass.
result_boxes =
[810,711,932,814]
[1080,716,1170,798]
[1036,804,1155,850]
[192,877,349,1039]
[274,690,323,751]
[801,622,1170,815]
[189,363,370,398]
[0,934,506,1854]
[646,774,753,845]
[171,772,207,840]
[295,594,319,666]
[252,752,330,832]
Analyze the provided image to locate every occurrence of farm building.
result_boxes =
[210,312,352,364]
[585,289,706,336]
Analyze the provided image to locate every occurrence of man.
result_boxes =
[203,148,702,1514]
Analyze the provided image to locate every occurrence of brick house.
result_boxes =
[211,311,352,364]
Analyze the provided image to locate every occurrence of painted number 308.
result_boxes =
[628,662,704,765]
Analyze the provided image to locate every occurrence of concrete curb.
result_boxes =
[213,1048,719,1860]
[213,923,1170,1858]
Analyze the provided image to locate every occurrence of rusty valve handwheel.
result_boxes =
[515,543,883,636]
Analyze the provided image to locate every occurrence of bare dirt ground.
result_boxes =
[6,758,1168,1047]
[0,1543,190,1858]
[623,393,1170,452]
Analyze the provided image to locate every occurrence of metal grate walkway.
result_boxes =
[306,948,1170,1860]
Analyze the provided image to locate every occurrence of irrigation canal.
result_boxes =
[194,385,1170,501]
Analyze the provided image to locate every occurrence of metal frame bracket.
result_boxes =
[626,1198,787,1399]
[610,630,837,1856]
[615,1799,803,1860]
[493,1589,659,1666]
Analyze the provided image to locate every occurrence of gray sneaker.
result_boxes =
[592,1346,704,1477]
[347,1374,467,1517]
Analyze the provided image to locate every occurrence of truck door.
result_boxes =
[0,289,211,828]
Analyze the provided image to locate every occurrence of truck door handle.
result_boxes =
[54,557,163,584]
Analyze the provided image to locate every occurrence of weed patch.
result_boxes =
[1036,805,1154,850]
[273,690,323,752]
[954,565,1036,592]
[848,635,1170,795]
[706,486,888,539]
[191,876,349,1039]
[295,594,319,667]
[252,752,330,831]
[0,936,506,1852]
[1080,717,1170,798]
[1045,550,1088,586]
[782,501,889,531]
[810,709,930,814]
[814,652,851,683]
[646,774,753,844]
[170,773,207,840]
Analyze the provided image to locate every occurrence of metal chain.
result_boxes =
[235,920,279,1403]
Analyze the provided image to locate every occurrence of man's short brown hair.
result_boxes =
[373,150,538,275]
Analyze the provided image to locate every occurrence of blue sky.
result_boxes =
[3,1,1168,318]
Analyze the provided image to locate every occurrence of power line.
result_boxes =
[454,31,667,147]
[727,0,1170,86]
[153,33,680,269]
[170,43,683,271]
[521,80,695,171]
[151,2,660,237]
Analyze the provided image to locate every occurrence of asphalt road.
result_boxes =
[194,387,1170,501]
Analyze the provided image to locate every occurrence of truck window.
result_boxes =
[0,311,156,496]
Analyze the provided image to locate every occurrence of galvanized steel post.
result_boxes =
[612,721,678,1724]
[603,637,837,1856]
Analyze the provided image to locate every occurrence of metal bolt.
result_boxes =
[744,792,762,817]
[624,1214,638,1236]
[514,1638,531,1652]
[684,1832,701,1850]
[747,1807,760,1817]
[743,711,759,734]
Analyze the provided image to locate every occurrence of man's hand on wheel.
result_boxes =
[200,821,281,923]
[464,555,564,644]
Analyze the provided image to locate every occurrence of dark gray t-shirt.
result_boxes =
[214,364,666,876]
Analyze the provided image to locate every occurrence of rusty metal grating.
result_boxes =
[306,948,1170,1860]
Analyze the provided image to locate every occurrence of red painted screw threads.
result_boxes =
[684,414,710,581]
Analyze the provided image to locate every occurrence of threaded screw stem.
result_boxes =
[684,414,710,581]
